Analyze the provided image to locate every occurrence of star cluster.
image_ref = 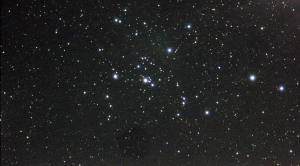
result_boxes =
[1,0,299,165]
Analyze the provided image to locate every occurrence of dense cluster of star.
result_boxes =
[1,0,299,165]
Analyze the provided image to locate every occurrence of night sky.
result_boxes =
[1,0,300,165]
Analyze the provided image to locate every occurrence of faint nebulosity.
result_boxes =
[1,0,299,165]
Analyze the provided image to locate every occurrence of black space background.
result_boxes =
[1,0,300,165]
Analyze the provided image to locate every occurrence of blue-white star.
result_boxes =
[113,74,118,79]
[143,78,148,83]
[205,110,210,115]
[278,85,285,91]
[249,74,256,81]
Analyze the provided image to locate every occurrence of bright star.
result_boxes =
[113,74,118,79]
[278,85,285,91]
[249,74,256,81]
[143,78,148,83]
[205,110,210,115]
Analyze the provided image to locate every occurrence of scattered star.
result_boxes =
[205,110,210,115]
[278,85,285,91]
[113,73,119,79]
[143,78,148,83]
[249,74,256,81]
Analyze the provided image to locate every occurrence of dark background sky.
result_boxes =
[1,0,300,165]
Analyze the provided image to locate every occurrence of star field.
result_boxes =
[1,0,300,165]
